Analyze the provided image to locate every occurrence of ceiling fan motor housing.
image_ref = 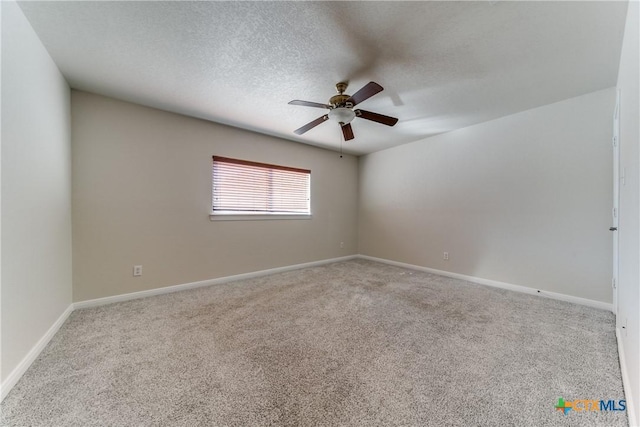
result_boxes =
[329,94,351,107]
[329,82,352,107]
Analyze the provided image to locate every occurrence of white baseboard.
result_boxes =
[74,255,358,310]
[0,304,74,402]
[616,328,638,427]
[357,255,613,312]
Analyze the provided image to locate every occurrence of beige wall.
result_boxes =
[1,1,72,382]
[359,88,615,304]
[615,0,639,423]
[71,91,358,302]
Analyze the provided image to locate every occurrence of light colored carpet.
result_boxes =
[0,259,627,426]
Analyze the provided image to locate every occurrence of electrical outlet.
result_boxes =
[133,265,142,277]
[443,252,449,260]
[340,242,344,248]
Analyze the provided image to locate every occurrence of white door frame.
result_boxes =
[612,89,620,316]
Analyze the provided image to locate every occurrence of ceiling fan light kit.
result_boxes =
[289,81,398,142]
[328,107,355,124]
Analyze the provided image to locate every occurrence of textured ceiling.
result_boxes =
[18,1,627,155]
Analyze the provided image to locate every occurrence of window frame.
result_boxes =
[210,156,312,221]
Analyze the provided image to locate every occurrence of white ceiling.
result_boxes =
[18,1,627,155]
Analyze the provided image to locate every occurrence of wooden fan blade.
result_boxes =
[294,115,329,135]
[341,123,354,141]
[346,82,383,106]
[288,100,332,109]
[355,109,398,126]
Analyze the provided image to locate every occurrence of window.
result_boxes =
[211,156,311,218]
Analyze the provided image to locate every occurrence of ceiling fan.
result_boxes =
[289,81,398,141]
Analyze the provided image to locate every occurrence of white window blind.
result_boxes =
[212,156,311,215]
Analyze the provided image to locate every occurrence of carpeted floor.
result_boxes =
[0,259,627,426]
